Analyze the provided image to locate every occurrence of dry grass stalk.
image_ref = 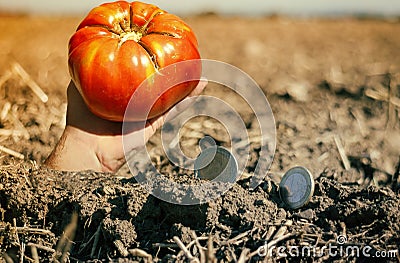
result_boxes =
[318,152,330,163]
[0,129,25,137]
[27,243,55,253]
[20,240,26,263]
[173,236,199,262]
[21,171,33,189]
[237,248,250,263]
[364,74,399,130]
[0,226,51,235]
[387,75,399,129]
[272,220,293,240]
[114,240,129,257]
[176,236,209,260]
[12,62,48,103]
[333,135,351,171]
[1,101,11,121]
[54,213,78,263]
[365,87,400,108]
[262,225,276,241]
[0,144,24,159]
[206,236,217,263]
[350,109,368,137]
[128,248,152,261]
[340,222,347,239]
[152,242,179,249]
[221,230,251,245]
[190,231,206,263]
[30,245,39,263]
[2,253,14,263]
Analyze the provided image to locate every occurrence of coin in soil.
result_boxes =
[194,146,238,183]
[279,166,315,209]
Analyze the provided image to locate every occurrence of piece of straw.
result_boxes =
[12,62,48,103]
[0,144,24,159]
[334,135,351,171]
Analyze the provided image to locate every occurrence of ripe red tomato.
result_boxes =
[68,1,201,121]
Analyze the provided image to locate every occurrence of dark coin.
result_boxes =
[194,146,238,183]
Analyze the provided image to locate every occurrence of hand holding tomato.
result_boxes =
[68,1,201,121]
[45,1,205,172]
[45,80,207,172]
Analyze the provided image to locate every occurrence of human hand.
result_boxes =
[45,80,207,172]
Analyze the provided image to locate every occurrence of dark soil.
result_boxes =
[0,14,399,262]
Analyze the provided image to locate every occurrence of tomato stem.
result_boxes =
[119,30,143,44]
[118,9,162,45]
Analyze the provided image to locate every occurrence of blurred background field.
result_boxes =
[1,0,400,17]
